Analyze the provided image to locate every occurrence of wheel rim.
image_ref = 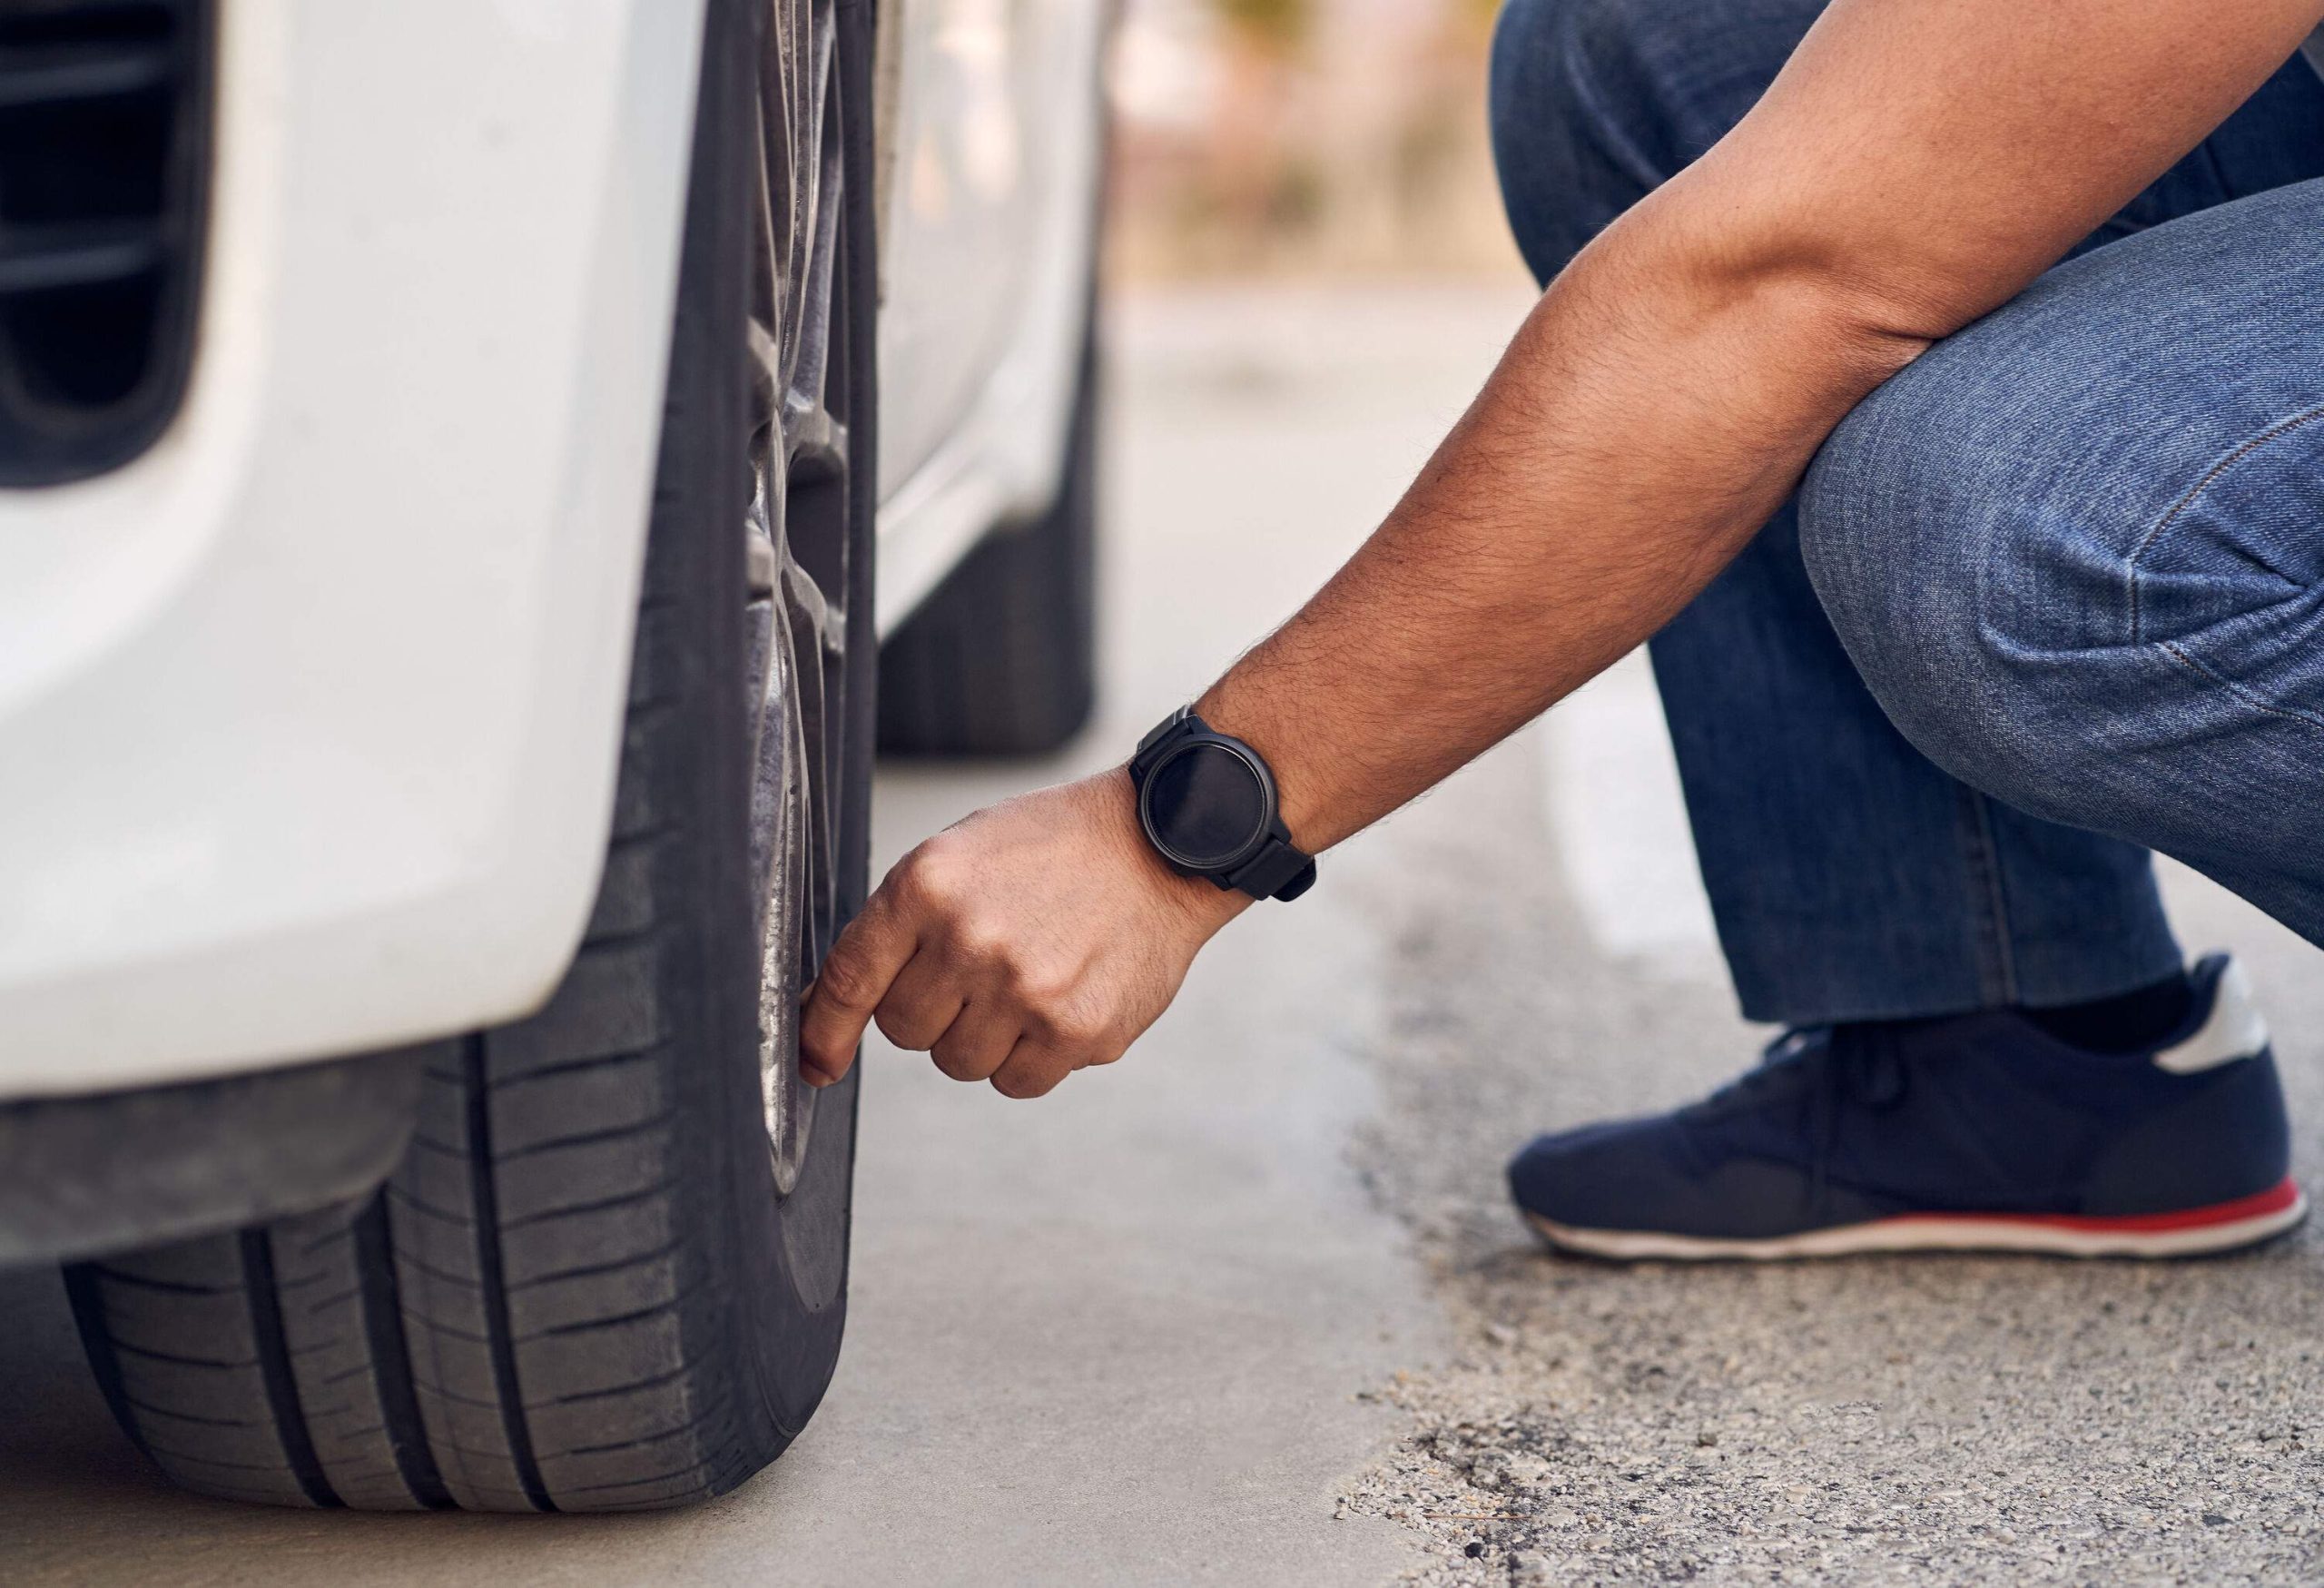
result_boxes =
[746,0,850,1198]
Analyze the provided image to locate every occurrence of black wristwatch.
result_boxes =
[1128,707,1316,902]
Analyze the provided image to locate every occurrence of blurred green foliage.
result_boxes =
[1209,0,1311,51]
[1208,0,1502,54]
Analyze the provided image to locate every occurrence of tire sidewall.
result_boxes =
[675,0,875,1455]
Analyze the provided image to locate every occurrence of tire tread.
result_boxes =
[63,0,867,1515]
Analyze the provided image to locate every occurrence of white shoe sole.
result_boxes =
[1524,1177,2308,1261]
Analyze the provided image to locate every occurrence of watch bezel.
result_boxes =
[1135,735,1278,875]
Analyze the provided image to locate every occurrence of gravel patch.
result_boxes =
[1336,727,2324,1586]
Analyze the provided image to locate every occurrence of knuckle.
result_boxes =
[945,913,1005,965]
[1009,958,1078,1008]
[872,1004,931,1050]
[929,1042,988,1083]
[899,838,963,905]
[813,948,877,1011]
[990,1067,1059,1101]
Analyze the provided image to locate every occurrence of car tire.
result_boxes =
[875,322,1100,757]
[62,0,877,1514]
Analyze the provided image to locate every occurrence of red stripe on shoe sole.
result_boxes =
[1525,1178,2308,1261]
[1905,1175,2302,1235]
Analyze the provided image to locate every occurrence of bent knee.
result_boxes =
[1797,350,2134,828]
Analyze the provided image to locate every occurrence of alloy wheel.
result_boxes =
[745,0,852,1198]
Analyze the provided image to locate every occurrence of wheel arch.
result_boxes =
[0,2,711,1100]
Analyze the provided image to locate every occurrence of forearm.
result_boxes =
[1196,208,1925,851]
[801,0,2324,1099]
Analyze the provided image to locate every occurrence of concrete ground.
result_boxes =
[5,283,2324,1585]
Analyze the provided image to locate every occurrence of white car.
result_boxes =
[0,0,1109,1511]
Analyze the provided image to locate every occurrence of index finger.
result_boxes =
[799,889,918,1085]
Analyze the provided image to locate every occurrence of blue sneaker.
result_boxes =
[1509,954,2305,1260]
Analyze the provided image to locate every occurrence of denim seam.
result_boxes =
[2126,403,2324,645]
[2195,138,2237,212]
[2156,639,2324,735]
[1559,54,1667,204]
[1953,786,2020,1007]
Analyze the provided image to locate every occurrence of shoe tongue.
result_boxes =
[2020,973,2197,1054]
[2004,956,2234,1062]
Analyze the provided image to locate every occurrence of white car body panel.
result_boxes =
[873,0,1107,631]
[0,1,1105,1102]
[0,2,704,1099]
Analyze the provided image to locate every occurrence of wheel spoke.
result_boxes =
[744,316,783,473]
[777,23,842,471]
[748,0,849,1197]
[782,558,835,962]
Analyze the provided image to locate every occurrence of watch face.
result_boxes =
[1142,741,1269,871]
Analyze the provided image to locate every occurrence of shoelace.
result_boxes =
[1690,1022,1911,1212]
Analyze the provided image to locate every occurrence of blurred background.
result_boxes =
[1110,0,1521,281]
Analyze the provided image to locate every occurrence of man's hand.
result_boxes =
[804,0,2320,1107]
[799,770,1247,1098]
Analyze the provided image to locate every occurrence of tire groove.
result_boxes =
[61,1266,154,1463]
[295,1285,364,1317]
[241,1231,342,1508]
[558,1462,719,1497]
[353,1194,456,1510]
[493,1110,679,1163]
[389,1248,486,1292]
[508,1237,689,1293]
[537,1358,696,1406]
[402,1316,496,1347]
[107,1339,257,1370]
[488,1045,670,1091]
[409,1376,511,1413]
[502,1179,683,1231]
[563,1404,720,1457]
[466,1034,556,1512]
[120,1394,259,1430]
[87,1267,236,1297]
[386,1183,478,1228]
[524,1286,701,1342]
[141,1442,312,1475]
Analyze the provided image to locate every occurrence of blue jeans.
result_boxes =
[1490,0,2324,1025]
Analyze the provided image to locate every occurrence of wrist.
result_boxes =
[1096,765,1252,936]
[1189,686,1326,853]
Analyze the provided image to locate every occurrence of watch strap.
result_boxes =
[1223,830,1317,902]
[1129,705,1196,784]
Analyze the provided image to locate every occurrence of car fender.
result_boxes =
[0,1,706,1098]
